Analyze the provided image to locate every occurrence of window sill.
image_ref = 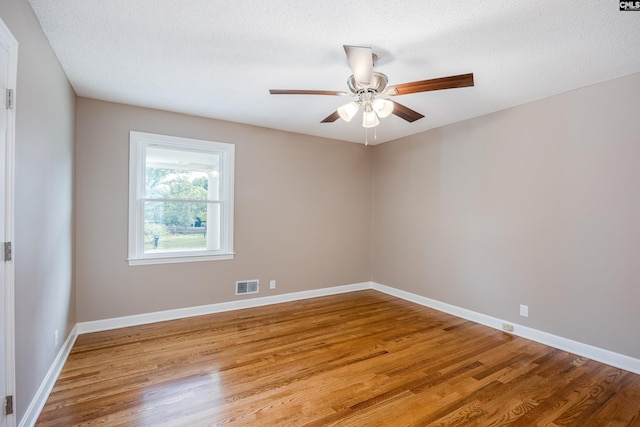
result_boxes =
[128,252,235,266]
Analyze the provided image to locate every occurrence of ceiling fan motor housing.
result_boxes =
[347,72,388,94]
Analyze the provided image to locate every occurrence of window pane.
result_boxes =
[145,146,220,201]
[144,201,212,253]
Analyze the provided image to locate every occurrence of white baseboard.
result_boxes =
[77,282,372,334]
[371,282,640,375]
[77,281,640,374]
[19,325,78,427]
[24,281,639,427]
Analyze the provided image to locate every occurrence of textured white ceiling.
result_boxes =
[27,0,640,144]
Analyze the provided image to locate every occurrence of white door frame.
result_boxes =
[0,17,17,427]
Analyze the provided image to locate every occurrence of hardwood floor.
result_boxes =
[37,290,640,426]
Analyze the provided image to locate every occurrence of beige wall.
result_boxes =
[0,0,76,421]
[372,72,640,359]
[75,98,372,321]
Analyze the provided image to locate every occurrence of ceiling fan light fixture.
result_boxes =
[372,98,394,118]
[337,101,361,122]
[362,104,380,128]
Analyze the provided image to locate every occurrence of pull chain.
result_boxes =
[364,126,378,146]
[363,126,379,146]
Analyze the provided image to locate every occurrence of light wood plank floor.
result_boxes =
[37,290,640,426]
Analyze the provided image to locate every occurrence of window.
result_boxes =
[128,131,234,265]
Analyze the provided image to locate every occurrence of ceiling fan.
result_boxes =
[269,45,474,131]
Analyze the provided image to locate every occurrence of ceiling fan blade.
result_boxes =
[321,111,340,123]
[391,101,425,122]
[387,73,474,96]
[344,45,374,87]
[269,89,349,96]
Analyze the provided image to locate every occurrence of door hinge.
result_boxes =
[4,395,13,415]
[4,242,11,261]
[5,89,13,110]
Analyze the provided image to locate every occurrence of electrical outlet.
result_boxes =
[520,304,529,317]
[54,330,59,348]
[269,280,276,289]
[502,323,514,332]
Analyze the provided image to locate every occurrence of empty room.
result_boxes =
[1,0,639,426]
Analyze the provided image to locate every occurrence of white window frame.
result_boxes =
[128,131,235,266]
